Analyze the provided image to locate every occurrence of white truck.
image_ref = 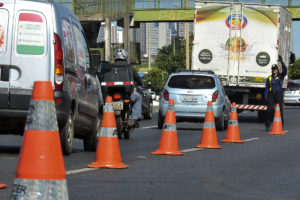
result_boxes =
[191,1,292,120]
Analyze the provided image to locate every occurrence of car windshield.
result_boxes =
[168,75,215,89]
[287,82,300,91]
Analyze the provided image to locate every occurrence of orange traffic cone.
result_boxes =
[88,96,128,168]
[11,81,68,199]
[0,183,7,189]
[196,101,221,149]
[151,99,183,155]
[221,102,244,143]
[268,104,284,135]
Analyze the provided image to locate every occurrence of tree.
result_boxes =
[155,36,187,75]
[143,68,168,92]
[288,58,300,79]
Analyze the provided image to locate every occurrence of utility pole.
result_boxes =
[147,0,151,70]
[185,0,190,70]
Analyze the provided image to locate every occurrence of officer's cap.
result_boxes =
[271,64,278,70]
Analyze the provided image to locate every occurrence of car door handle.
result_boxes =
[65,68,77,76]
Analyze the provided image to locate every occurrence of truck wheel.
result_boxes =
[116,116,123,139]
[60,111,74,155]
[158,111,164,129]
[84,113,101,151]
[257,110,266,122]
[216,110,225,131]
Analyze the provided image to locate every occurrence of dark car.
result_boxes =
[137,86,153,119]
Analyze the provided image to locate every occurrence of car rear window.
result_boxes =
[0,9,8,55]
[16,12,46,55]
[168,75,215,89]
[287,82,300,91]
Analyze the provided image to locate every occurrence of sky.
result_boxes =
[292,21,300,59]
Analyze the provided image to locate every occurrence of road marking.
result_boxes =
[140,125,157,129]
[244,137,260,142]
[181,148,203,153]
[66,168,97,175]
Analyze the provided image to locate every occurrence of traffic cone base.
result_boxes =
[11,179,68,199]
[0,183,7,189]
[88,137,128,169]
[196,101,221,149]
[12,81,68,199]
[152,99,184,156]
[268,104,284,135]
[221,103,244,143]
[151,130,183,155]
[196,128,222,149]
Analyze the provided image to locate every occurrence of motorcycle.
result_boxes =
[98,62,136,139]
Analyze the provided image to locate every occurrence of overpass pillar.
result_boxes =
[105,18,111,62]
[123,14,130,64]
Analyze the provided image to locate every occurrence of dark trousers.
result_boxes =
[265,91,284,128]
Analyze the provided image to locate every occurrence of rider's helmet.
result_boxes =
[114,48,128,61]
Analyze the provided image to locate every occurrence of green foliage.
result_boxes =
[155,36,188,75]
[143,68,168,92]
[288,58,300,79]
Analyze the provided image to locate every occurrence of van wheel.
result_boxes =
[216,110,225,131]
[158,111,164,129]
[60,111,74,155]
[116,116,123,139]
[84,113,101,151]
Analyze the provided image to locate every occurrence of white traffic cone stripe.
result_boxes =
[167,104,175,111]
[203,122,216,128]
[100,127,117,137]
[228,120,238,126]
[162,123,177,131]
[11,179,68,200]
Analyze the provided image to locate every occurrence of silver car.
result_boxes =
[158,70,231,130]
[284,80,300,105]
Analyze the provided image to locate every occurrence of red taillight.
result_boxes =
[0,3,4,7]
[54,98,62,105]
[113,94,121,100]
[163,89,169,101]
[212,90,218,102]
[54,33,64,91]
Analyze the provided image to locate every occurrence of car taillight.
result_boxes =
[113,94,122,100]
[163,89,169,101]
[54,33,64,91]
[212,90,218,102]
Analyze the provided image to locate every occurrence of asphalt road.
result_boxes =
[1,105,300,200]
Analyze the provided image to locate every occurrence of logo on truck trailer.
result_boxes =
[225,14,247,30]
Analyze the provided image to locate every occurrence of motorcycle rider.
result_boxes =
[113,48,143,128]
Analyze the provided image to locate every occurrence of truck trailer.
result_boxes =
[191,1,292,120]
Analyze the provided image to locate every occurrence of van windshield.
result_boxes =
[168,75,215,89]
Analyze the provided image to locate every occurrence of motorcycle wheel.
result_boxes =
[116,116,123,139]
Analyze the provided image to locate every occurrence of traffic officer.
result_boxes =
[264,55,287,131]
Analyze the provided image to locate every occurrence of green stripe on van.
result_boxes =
[17,45,44,55]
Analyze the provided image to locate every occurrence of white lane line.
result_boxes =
[244,137,260,142]
[66,168,97,175]
[140,125,157,129]
[181,148,203,153]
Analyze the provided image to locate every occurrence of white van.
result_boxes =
[0,0,103,155]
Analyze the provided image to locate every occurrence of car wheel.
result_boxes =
[216,110,225,131]
[116,116,123,139]
[83,113,101,151]
[60,110,74,155]
[158,111,164,129]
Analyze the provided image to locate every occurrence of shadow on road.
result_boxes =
[0,146,20,154]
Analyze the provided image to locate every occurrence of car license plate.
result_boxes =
[182,95,198,102]
[113,101,123,111]
[285,91,292,94]
[254,77,264,82]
